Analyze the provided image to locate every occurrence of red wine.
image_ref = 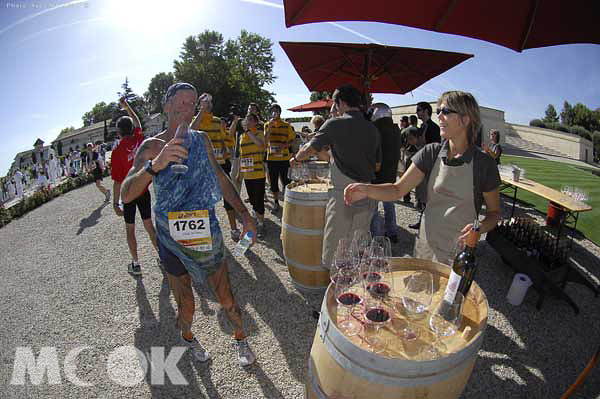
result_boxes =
[362,271,382,282]
[367,282,390,299]
[366,308,390,323]
[444,219,480,304]
[337,292,362,306]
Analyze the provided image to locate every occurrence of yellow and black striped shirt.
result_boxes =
[240,127,266,180]
[265,119,295,161]
[198,112,227,164]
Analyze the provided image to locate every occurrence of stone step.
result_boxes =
[504,135,570,158]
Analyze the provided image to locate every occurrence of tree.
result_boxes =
[173,29,275,117]
[572,102,599,133]
[543,104,559,123]
[117,77,147,119]
[144,72,174,114]
[310,91,331,102]
[560,101,575,126]
[82,102,119,126]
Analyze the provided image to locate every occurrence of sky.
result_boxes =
[1,0,599,177]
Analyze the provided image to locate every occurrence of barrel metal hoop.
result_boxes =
[282,222,324,236]
[318,298,483,387]
[286,257,328,272]
[307,357,330,399]
[284,196,329,207]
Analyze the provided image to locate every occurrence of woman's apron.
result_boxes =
[414,152,476,266]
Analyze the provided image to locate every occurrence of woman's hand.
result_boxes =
[344,183,368,205]
[458,223,473,247]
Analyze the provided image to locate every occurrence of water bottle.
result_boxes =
[234,231,253,257]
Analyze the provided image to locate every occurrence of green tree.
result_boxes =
[82,102,119,126]
[173,29,275,117]
[310,91,331,102]
[118,77,147,119]
[144,72,174,114]
[560,101,575,126]
[572,102,599,132]
[543,104,559,123]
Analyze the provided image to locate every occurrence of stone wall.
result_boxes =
[506,124,594,162]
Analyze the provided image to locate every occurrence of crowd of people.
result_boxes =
[3,80,502,369]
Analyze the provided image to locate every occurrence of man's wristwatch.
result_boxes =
[144,159,158,177]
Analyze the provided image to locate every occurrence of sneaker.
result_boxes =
[104,191,111,202]
[256,223,265,239]
[272,202,281,212]
[128,261,142,276]
[235,339,256,366]
[231,229,241,242]
[180,334,211,362]
[408,222,421,230]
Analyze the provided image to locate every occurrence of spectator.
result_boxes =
[484,129,503,164]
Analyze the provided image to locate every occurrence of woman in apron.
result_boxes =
[344,91,501,266]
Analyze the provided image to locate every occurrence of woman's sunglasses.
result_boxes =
[436,107,459,116]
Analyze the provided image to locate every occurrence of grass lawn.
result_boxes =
[501,155,600,246]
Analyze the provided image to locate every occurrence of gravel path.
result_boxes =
[1,177,599,398]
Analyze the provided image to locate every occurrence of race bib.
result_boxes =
[269,145,281,155]
[241,157,254,172]
[213,147,224,161]
[168,210,212,251]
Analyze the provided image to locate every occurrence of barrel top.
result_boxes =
[325,257,488,360]
[286,181,329,193]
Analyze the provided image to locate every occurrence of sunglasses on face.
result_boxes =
[436,107,459,116]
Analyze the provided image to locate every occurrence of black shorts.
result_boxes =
[123,190,152,224]
[157,239,188,277]
[93,166,103,181]
[221,160,233,211]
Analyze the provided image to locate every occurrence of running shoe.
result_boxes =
[104,191,111,202]
[230,229,241,242]
[180,334,211,362]
[256,223,265,239]
[128,261,142,276]
[235,339,256,366]
[272,202,281,212]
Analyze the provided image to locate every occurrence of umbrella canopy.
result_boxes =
[283,0,600,52]
[279,41,473,94]
[288,99,333,112]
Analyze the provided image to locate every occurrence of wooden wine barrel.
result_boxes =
[306,257,488,399]
[281,182,330,290]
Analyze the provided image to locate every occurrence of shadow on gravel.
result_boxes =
[217,247,317,396]
[76,201,109,235]
[134,275,216,398]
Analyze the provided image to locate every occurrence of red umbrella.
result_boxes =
[288,99,333,112]
[283,0,600,52]
[279,41,473,94]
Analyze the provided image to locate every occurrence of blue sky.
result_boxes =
[1,0,599,177]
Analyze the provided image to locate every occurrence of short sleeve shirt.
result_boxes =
[309,111,379,182]
[412,140,500,213]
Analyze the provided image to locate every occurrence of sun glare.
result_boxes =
[104,0,198,33]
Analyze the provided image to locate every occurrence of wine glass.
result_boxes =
[372,236,392,268]
[331,238,353,283]
[426,292,465,359]
[352,230,372,264]
[398,271,433,340]
[334,269,363,337]
[171,123,190,174]
[363,297,391,353]
[300,162,310,188]
[287,164,301,187]
[315,166,329,188]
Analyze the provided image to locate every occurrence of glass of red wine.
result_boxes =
[351,229,372,264]
[365,245,394,302]
[363,297,391,353]
[398,271,433,341]
[334,269,363,337]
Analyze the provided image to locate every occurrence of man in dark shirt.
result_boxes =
[411,102,441,229]
[291,84,379,271]
[401,115,420,204]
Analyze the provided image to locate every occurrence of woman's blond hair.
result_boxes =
[438,91,481,145]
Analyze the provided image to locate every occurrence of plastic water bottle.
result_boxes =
[234,231,253,257]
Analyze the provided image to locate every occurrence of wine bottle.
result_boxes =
[443,219,481,304]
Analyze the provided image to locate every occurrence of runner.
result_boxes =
[111,97,159,276]
[90,146,110,202]
[120,82,257,366]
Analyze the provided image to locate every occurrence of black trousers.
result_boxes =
[267,160,290,193]
[244,178,265,215]
[221,160,233,211]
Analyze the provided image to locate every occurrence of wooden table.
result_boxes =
[500,176,591,247]
[496,176,597,313]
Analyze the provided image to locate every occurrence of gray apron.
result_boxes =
[414,152,476,266]
[321,160,376,269]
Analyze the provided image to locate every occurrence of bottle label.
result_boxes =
[444,270,462,304]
